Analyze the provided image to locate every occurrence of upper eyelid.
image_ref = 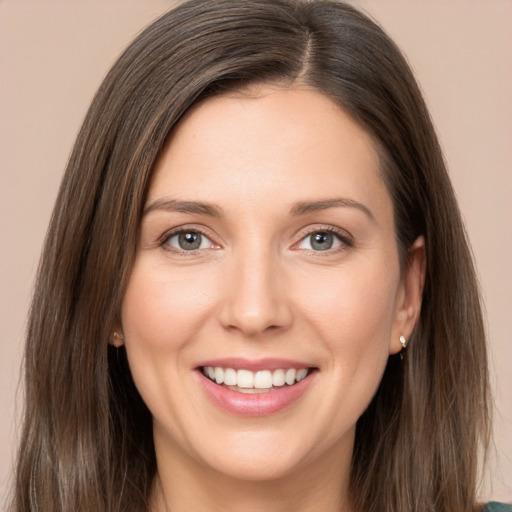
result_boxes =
[163,228,211,242]
[296,225,356,251]
[160,225,216,244]
[157,223,354,249]
[159,227,219,255]
[294,224,354,243]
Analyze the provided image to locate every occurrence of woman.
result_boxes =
[12,0,505,511]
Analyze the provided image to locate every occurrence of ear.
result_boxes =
[389,236,426,354]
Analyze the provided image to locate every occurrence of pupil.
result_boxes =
[311,232,333,251]
[179,232,201,250]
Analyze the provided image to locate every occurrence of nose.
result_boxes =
[217,246,293,337]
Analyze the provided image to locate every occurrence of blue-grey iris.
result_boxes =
[311,232,334,251]
[179,232,202,250]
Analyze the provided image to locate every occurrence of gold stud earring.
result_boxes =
[111,331,124,348]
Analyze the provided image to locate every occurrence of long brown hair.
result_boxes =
[13,1,490,511]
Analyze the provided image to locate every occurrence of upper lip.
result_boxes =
[195,357,314,372]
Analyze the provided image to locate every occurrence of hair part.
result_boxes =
[14,1,490,511]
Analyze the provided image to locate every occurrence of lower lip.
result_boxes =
[197,371,315,417]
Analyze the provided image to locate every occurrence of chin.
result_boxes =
[188,422,351,484]
[204,449,306,482]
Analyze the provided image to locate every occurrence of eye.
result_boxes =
[163,230,214,251]
[296,230,349,251]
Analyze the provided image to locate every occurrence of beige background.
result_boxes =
[1,0,510,506]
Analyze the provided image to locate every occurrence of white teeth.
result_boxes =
[296,368,308,382]
[285,369,296,385]
[202,366,311,389]
[214,367,224,384]
[272,369,285,387]
[224,368,237,386]
[254,370,273,389]
[237,369,254,388]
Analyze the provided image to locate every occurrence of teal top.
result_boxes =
[483,503,512,512]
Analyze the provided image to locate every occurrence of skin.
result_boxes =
[118,86,425,512]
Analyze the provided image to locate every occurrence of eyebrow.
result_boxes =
[143,196,374,221]
[290,198,375,221]
[143,198,224,217]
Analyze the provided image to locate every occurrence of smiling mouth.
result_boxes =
[201,366,315,394]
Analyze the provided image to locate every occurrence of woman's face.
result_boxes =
[120,86,422,482]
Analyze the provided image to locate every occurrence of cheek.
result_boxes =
[298,264,398,345]
[268,258,401,457]
[292,256,400,411]
[119,260,220,416]
[121,260,218,352]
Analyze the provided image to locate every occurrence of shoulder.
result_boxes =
[482,502,512,512]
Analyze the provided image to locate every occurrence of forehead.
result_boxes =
[147,86,392,224]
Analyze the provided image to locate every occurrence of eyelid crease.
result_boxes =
[159,226,219,253]
[295,225,354,244]
[292,225,355,253]
[157,224,354,256]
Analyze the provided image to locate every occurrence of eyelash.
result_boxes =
[160,226,216,254]
[293,226,354,253]
[159,225,354,255]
